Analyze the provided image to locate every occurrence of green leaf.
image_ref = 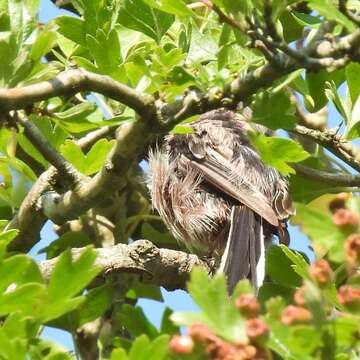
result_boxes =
[18,116,67,167]
[0,283,45,316]
[29,339,73,360]
[265,245,303,288]
[83,139,115,175]
[118,0,174,43]
[77,284,113,327]
[143,0,192,17]
[126,281,163,302]
[295,204,348,262]
[0,328,27,360]
[252,91,296,130]
[60,140,85,172]
[332,316,359,347]
[111,348,129,360]
[291,11,322,27]
[125,334,169,360]
[60,139,115,176]
[147,335,170,360]
[141,222,178,248]
[55,103,124,133]
[306,69,345,112]
[290,71,315,109]
[258,283,294,305]
[41,297,85,323]
[31,30,57,61]
[275,9,304,44]
[325,80,351,125]
[307,0,356,31]
[152,46,186,75]
[86,28,122,72]
[249,134,309,175]
[117,304,159,339]
[346,95,360,139]
[231,279,253,299]
[160,307,179,335]
[266,298,322,359]
[171,124,193,134]
[54,102,96,120]
[47,247,100,301]
[25,0,41,15]
[0,254,36,293]
[2,313,29,341]
[128,335,151,360]
[346,62,360,104]
[303,280,326,327]
[57,34,77,58]
[39,231,92,259]
[55,16,86,44]
[290,158,352,203]
[40,247,101,321]
[172,267,246,342]
[0,229,18,261]
[6,157,37,181]
[279,245,309,280]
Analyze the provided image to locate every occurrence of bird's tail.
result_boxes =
[218,205,265,294]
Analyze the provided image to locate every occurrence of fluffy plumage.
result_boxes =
[147,109,294,292]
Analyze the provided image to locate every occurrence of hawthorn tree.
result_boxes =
[0,0,360,359]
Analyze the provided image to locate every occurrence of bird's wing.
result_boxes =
[183,154,279,227]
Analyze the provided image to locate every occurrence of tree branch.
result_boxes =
[292,164,360,187]
[339,0,360,26]
[292,125,360,173]
[7,168,57,252]
[7,123,122,252]
[6,17,360,252]
[0,69,155,117]
[16,114,83,185]
[39,240,208,291]
[40,119,152,224]
[75,125,117,151]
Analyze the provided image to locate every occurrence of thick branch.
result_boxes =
[0,69,155,117]
[39,240,208,291]
[7,124,122,252]
[40,120,152,224]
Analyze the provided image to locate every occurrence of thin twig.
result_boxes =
[292,125,360,173]
[75,125,117,151]
[200,0,248,33]
[16,114,83,185]
[339,0,360,26]
[293,164,360,187]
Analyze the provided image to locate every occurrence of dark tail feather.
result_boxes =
[218,205,264,294]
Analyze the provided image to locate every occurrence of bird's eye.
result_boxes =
[199,130,207,137]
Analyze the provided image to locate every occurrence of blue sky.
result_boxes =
[36,0,337,351]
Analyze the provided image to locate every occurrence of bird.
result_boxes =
[147,108,294,292]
